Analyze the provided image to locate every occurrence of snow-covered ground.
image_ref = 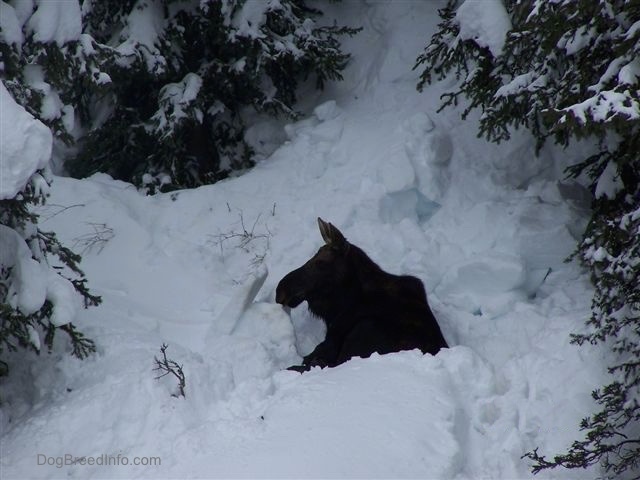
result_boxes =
[1,2,608,478]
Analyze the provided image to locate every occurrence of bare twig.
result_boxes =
[72,222,115,255]
[210,210,271,257]
[153,343,186,398]
[39,203,86,223]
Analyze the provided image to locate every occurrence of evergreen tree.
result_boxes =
[1,0,113,149]
[0,83,100,377]
[2,0,359,193]
[415,0,640,477]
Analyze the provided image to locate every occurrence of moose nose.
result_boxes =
[275,286,287,305]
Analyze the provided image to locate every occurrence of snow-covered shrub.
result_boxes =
[0,82,100,377]
[0,0,113,150]
[415,0,640,477]
[1,0,359,193]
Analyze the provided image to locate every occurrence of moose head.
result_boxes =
[275,218,358,316]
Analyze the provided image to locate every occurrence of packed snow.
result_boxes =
[0,81,52,199]
[1,1,608,479]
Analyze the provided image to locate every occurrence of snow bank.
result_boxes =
[0,82,51,199]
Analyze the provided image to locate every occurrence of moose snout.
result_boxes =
[275,272,305,308]
[275,285,288,305]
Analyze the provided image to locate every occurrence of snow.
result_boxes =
[21,64,67,122]
[559,25,594,56]
[11,0,34,27]
[231,0,270,40]
[45,270,83,327]
[455,0,511,57]
[0,225,48,315]
[116,0,167,73]
[0,2,24,48]
[563,89,640,124]
[618,58,640,85]
[153,73,204,133]
[0,81,52,199]
[25,0,82,46]
[1,2,606,479]
[595,160,623,199]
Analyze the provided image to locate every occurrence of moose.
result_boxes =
[276,218,448,372]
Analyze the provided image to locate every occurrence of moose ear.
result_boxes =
[317,218,347,247]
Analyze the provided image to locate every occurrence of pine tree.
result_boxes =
[415,0,640,477]
[16,0,359,192]
[0,83,100,377]
[1,0,113,149]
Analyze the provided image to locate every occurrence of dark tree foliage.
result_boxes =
[415,0,640,478]
[0,172,100,377]
[4,0,358,193]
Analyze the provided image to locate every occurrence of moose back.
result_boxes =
[276,218,448,372]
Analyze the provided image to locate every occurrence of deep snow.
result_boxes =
[1,1,608,479]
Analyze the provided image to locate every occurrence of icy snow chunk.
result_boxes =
[0,2,24,48]
[442,253,526,294]
[399,114,452,202]
[209,266,269,336]
[377,150,415,192]
[0,225,47,314]
[379,189,441,224]
[436,253,526,315]
[0,82,52,199]
[595,160,622,199]
[26,0,82,45]
[455,0,511,57]
[490,137,550,188]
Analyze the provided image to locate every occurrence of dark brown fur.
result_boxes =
[276,218,448,371]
